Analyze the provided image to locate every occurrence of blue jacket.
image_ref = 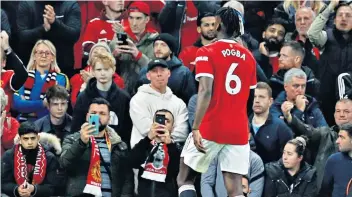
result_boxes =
[13,70,69,122]
[137,56,196,104]
[250,113,293,164]
[270,91,328,128]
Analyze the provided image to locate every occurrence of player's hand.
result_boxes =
[157,128,172,144]
[80,123,95,144]
[80,70,93,83]
[259,42,269,56]
[44,5,56,24]
[148,123,161,140]
[295,95,308,112]
[0,31,10,50]
[329,0,339,9]
[281,101,294,123]
[112,21,123,33]
[192,130,206,153]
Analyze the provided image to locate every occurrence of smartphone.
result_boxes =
[155,114,166,134]
[116,32,128,45]
[88,114,100,136]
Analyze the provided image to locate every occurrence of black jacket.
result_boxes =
[158,1,220,54]
[250,113,293,164]
[16,1,81,78]
[270,66,320,99]
[71,78,132,144]
[1,146,59,197]
[137,55,196,104]
[319,28,352,126]
[129,137,182,197]
[59,129,134,197]
[34,113,73,143]
[4,50,28,91]
[1,9,11,36]
[264,160,318,197]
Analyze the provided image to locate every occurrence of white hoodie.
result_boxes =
[130,84,189,148]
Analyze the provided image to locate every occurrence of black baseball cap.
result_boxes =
[147,59,169,71]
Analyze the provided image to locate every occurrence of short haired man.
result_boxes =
[71,51,132,144]
[283,98,352,189]
[1,121,59,197]
[179,12,217,74]
[254,18,287,78]
[110,1,159,95]
[271,68,327,128]
[82,0,125,58]
[129,109,182,197]
[270,41,320,98]
[130,59,189,148]
[35,85,72,143]
[251,82,293,163]
[137,33,196,104]
[285,7,320,76]
[60,98,133,197]
[319,123,352,197]
[307,0,352,126]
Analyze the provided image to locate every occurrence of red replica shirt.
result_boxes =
[1,70,15,113]
[195,39,257,145]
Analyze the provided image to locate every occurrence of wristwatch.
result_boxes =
[4,47,12,55]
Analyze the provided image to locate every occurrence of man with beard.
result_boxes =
[60,98,133,197]
[179,13,217,76]
[1,121,59,197]
[82,0,126,59]
[307,0,352,126]
[253,18,287,79]
[137,33,196,104]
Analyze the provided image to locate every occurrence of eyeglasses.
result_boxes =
[35,51,52,57]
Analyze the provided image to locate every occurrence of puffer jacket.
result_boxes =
[264,160,318,197]
[270,66,320,99]
[59,126,134,197]
[136,55,196,104]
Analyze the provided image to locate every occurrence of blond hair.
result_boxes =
[91,51,116,70]
[27,40,61,72]
[283,0,325,15]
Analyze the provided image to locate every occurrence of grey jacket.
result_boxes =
[201,151,265,197]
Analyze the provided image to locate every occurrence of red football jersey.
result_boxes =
[195,39,257,145]
[1,70,15,113]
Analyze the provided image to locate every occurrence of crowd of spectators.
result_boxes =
[1,0,352,197]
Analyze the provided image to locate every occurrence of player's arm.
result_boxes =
[192,77,213,131]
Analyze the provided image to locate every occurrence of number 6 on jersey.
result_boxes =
[225,63,241,95]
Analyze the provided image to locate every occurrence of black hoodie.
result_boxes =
[71,78,132,144]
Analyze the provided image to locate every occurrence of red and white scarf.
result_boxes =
[83,134,111,197]
[23,70,57,100]
[14,144,47,185]
[141,141,169,182]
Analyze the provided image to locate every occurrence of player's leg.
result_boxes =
[222,172,244,197]
[177,158,199,197]
[219,143,250,197]
[177,133,222,197]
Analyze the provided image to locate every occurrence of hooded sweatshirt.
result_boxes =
[130,84,189,148]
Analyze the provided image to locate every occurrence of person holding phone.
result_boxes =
[129,109,182,197]
[60,98,133,197]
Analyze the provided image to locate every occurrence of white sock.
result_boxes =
[178,184,196,195]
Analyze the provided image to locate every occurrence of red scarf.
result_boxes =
[83,134,111,196]
[141,141,169,182]
[14,144,47,185]
[23,70,57,100]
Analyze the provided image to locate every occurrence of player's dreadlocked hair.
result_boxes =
[215,6,241,38]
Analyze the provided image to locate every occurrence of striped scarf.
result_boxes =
[23,70,57,100]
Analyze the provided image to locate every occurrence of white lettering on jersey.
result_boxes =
[195,56,209,62]
[221,49,246,60]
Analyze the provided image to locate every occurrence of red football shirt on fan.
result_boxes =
[1,70,15,113]
[195,39,257,145]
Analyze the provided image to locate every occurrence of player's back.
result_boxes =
[195,39,257,145]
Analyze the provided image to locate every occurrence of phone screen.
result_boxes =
[88,114,100,136]
[117,32,128,45]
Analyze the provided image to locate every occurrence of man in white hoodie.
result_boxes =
[130,59,189,148]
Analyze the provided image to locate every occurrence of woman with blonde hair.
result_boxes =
[274,0,328,32]
[13,39,69,122]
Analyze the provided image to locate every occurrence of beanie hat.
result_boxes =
[128,1,150,16]
[88,42,111,65]
[154,33,177,54]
